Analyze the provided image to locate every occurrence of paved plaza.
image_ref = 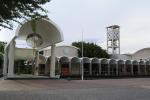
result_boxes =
[0,78,150,100]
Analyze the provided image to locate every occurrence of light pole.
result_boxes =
[81,29,84,80]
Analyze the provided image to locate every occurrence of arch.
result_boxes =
[38,54,46,75]
[71,57,80,63]
[38,54,46,64]
[108,59,117,76]
[4,18,64,78]
[100,58,108,76]
[59,56,69,63]
[125,60,132,76]
[117,60,125,76]
[91,58,100,76]
[132,60,139,75]
[70,57,81,76]
[139,60,146,75]
[81,57,91,76]
[15,19,64,50]
[45,56,58,76]
[59,56,70,77]
[146,61,150,75]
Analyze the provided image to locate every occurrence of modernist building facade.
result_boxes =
[12,46,150,78]
[3,18,150,78]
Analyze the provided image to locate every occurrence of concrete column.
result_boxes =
[131,64,134,76]
[116,63,119,76]
[124,64,126,76]
[99,63,101,76]
[50,44,56,77]
[69,61,71,76]
[3,47,8,77]
[80,61,82,75]
[138,65,140,76]
[144,65,147,76]
[81,59,84,80]
[58,61,61,75]
[34,51,39,76]
[8,41,15,77]
[108,64,110,76]
[89,62,92,76]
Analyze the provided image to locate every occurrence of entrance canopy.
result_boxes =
[15,19,63,50]
[4,18,64,78]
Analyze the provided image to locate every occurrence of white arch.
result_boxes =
[59,56,69,63]
[117,60,124,65]
[15,19,63,50]
[81,57,90,63]
[71,57,81,63]
[146,61,150,65]
[139,60,145,65]
[38,54,46,64]
[132,60,138,65]
[125,60,131,65]
[108,59,117,64]
[117,60,125,75]
[70,57,81,76]
[100,58,108,64]
[91,58,99,64]
[4,18,64,78]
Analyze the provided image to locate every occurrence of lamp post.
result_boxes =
[81,30,84,80]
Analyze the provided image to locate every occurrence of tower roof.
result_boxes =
[107,25,120,29]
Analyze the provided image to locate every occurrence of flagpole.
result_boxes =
[81,29,84,80]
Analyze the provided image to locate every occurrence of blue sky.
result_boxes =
[0,0,150,54]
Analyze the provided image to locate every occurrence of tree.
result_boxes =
[0,0,50,29]
[72,42,110,58]
[0,53,3,74]
[0,42,6,54]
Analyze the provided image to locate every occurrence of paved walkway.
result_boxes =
[0,78,150,100]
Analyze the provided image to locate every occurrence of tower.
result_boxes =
[106,25,120,56]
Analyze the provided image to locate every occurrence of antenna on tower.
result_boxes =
[106,25,120,58]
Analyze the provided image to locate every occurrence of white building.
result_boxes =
[132,48,150,60]
[3,18,64,78]
[43,46,79,57]
[117,48,150,61]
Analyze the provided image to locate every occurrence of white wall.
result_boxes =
[15,48,34,60]
[43,46,78,57]
[117,54,132,60]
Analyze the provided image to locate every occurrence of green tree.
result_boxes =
[0,0,50,29]
[0,42,6,54]
[0,53,3,74]
[0,42,6,73]
[72,42,110,58]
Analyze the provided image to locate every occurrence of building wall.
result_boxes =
[117,54,132,60]
[15,48,34,60]
[43,46,79,57]
[117,48,150,60]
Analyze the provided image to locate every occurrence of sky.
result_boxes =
[0,0,150,54]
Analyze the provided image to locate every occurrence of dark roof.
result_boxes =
[107,25,120,29]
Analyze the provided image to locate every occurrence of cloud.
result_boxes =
[1,0,150,55]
